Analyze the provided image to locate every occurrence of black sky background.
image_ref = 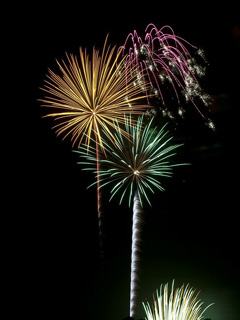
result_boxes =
[13,3,240,319]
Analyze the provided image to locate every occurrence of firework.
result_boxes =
[83,115,187,208]
[77,115,187,317]
[39,36,150,265]
[40,36,150,150]
[119,23,214,129]
[143,280,214,320]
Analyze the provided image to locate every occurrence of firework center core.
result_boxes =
[133,170,140,176]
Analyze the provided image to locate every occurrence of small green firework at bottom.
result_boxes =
[142,280,214,320]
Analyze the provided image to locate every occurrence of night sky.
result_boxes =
[17,3,239,319]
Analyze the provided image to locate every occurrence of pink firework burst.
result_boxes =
[119,23,214,129]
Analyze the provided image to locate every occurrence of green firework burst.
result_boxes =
[77,115,188,207]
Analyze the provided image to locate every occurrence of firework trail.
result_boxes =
[77,115,187,317]
[39,36,150,266]
[143,280,214,320]
[119,23,215,129]
[130,191,144,317]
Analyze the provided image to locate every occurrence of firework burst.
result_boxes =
[40,36,150,150]
[143,280,213,320]
[119,23,214,129]
[80,115,187,208]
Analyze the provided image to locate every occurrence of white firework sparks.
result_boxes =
[143,280,214,320]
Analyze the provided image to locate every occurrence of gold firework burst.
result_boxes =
[39,37,150,151]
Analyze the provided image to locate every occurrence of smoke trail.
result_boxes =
[97,189,105,269]
[130,191,144,318]
[94,124,105,269]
